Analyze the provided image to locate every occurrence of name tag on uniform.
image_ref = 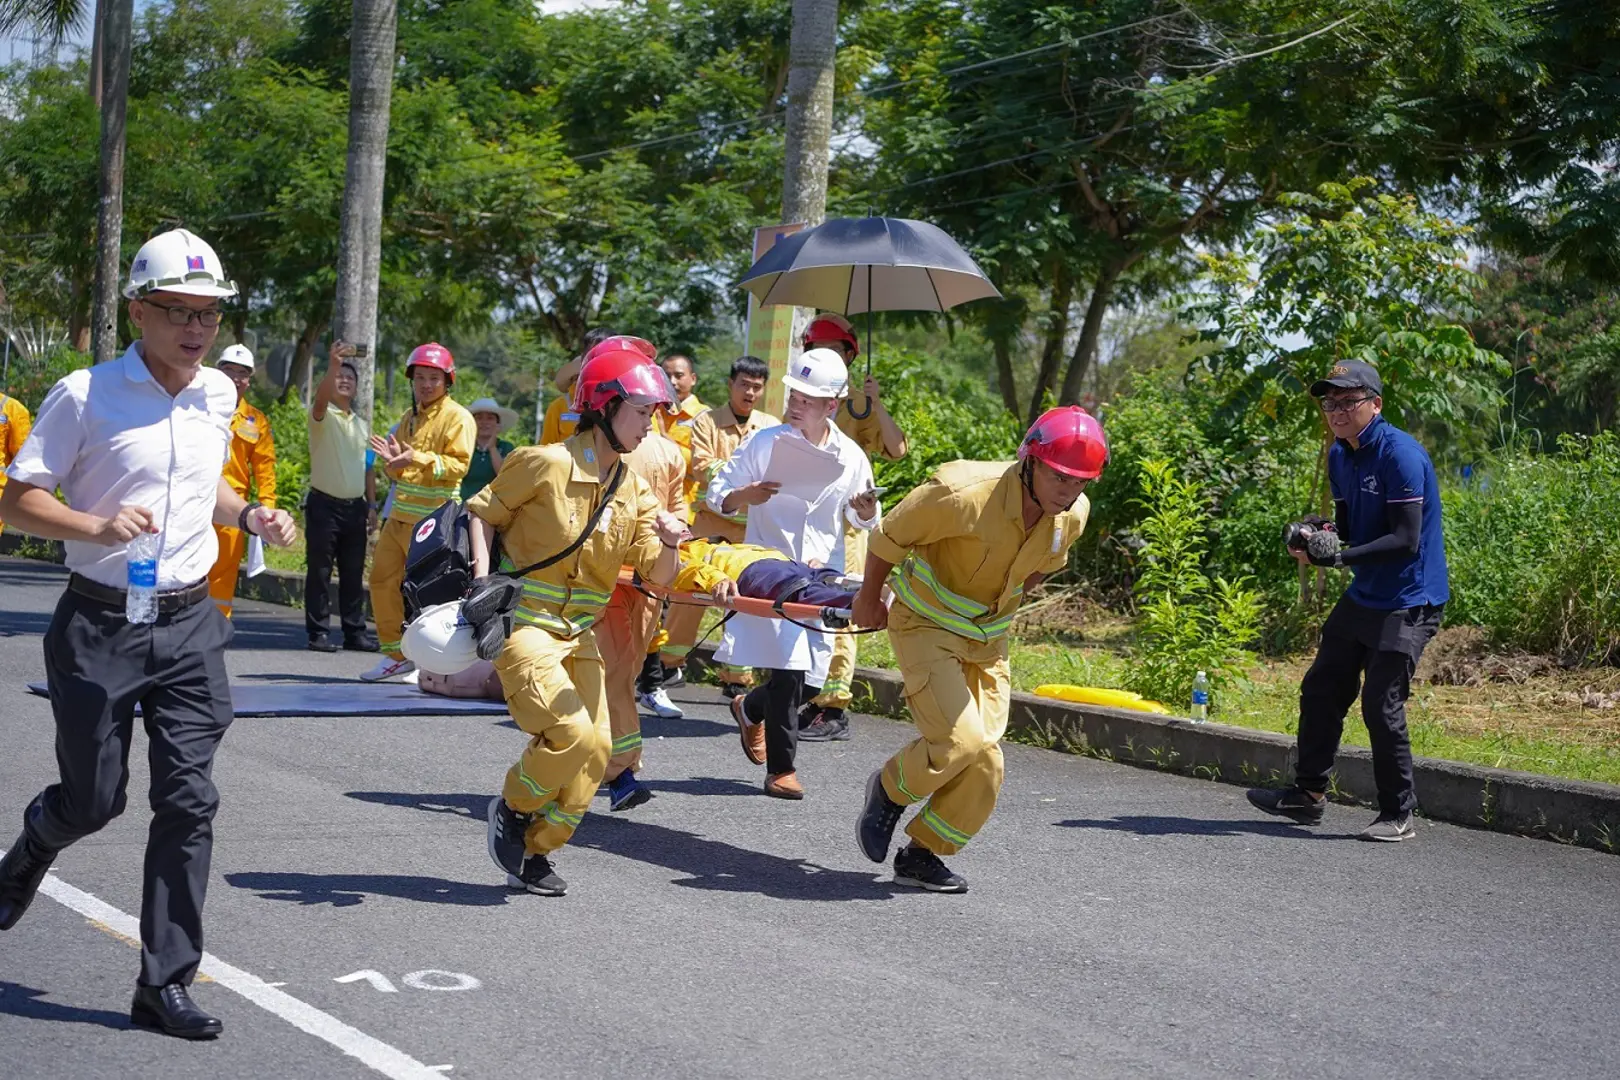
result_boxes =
[1051,526,1063,554]
[596,505,614,533]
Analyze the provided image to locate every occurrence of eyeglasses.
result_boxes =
[1320,394,1375,414]
[141,298,224,327]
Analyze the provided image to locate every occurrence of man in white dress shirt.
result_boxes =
[707,348,879,798]
[0,229,296,1040]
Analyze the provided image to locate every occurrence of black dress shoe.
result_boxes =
[131,983,223,1039]
[344,635,380,653]
[0,828,55,931]
[307,638,340,653]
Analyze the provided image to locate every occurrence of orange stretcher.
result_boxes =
[616,569,854,629]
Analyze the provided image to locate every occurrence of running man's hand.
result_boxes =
[96,505,155,545]
[249,508,299,548]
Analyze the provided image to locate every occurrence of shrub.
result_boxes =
[1124,460,1264,710]
[1442,433,1620,662]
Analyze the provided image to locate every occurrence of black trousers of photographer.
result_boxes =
[1296,596,1444,816]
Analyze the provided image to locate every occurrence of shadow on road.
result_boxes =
[644,776,761,798]
[240,671,366,685]
[224,612,308,651]
[0,982,132,1030]
[576,815,901,901]
[1056,815,1351,840]
[225,870,511,907]
[642,713,732,737]
[345,790,487,819]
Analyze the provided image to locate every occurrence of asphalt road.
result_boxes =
[2,556,1618,1080]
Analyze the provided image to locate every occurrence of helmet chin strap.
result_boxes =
[600,399,629,454]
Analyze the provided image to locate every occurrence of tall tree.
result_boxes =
[87,0,129,363]
[780,0,838,366]
[331,0,396,423]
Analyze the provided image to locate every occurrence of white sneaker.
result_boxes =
[401,669,420,686]
[638,688,684,719]
[360,657,417,682]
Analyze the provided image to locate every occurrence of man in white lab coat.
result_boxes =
[706,349,880,798]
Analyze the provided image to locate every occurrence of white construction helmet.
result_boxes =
[400,601,480,676]
[781,347,850,399]
[124,228,238,299]
[219,344,254,371]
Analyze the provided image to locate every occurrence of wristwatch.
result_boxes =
[239,500,264,535]
[1332,551,1344,570]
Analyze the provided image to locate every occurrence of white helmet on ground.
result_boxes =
[219,344,254,371]
[781,347,850,399]
[401,601,480,676]
[124,228,238,300]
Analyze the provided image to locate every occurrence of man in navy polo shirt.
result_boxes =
[1247,360,1448,842]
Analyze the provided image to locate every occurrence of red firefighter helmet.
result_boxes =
[803,314,859,356]
[584,335,657,365]
[1019,406,1108,479]
[406,342,456,386]
[572,348,674,414]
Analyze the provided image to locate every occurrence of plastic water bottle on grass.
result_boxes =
[1190,670,1209,723]
[126,531,160,624]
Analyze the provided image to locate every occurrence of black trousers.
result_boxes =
[1296,596,1444,816]
[742,669,823,776]
[304,488,369,642]
[27,587,234,987]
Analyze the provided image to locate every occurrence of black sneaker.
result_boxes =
[893,846,968,893]
[507,854,567,896]
[798,707,851,742]
[0,812,55,932]
[856,770,905,863]
[1359,812,1415,842]
[721,682,746,700]
[660,664,686,690]
[307,637,340,653]
[486,797,531,877]
[1246,786,1326,826]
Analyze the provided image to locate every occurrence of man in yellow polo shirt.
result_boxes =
[305,341,378,652]
[207,344,276,617]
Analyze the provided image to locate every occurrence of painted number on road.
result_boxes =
[335,968,480,993]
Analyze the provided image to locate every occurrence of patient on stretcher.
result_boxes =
[417,539,858,700]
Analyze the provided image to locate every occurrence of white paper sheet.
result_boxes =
[765,431,847,504]
[246,534,267,578]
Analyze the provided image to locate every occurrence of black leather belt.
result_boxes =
[69,574,210,614]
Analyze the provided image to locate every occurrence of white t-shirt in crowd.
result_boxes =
[6,342,236,589]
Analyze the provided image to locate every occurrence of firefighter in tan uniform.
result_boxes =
[658,355,777,694]
[802,314,907,741]
[207,344,277,616]
[472,346,686,896]
[592,344,690,812]
[362,343,475,681]
[852,406,1107,893]
[0,391,34,533]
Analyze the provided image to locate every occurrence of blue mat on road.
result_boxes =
[24,680,507,717]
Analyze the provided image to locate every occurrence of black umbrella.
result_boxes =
[737,216,1001,416]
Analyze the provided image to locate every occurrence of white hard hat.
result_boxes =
[400,601,480,676]
[124,228,238,300]
[781,347,850,400]
[466,397,519,433]
[219,344,254,371]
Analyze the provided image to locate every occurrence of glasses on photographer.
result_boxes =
[141,298,224,327]
[1320,394,1374,414]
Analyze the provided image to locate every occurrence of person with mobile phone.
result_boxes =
[306,339,379,652]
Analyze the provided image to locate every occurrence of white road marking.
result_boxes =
[25,868,445,1080]
[336,969,400,993]
[402,971,480,992]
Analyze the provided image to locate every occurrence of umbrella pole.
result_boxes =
[848,264,874,419]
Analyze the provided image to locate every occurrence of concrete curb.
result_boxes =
[689,649,1620,855]
[4,533,1614,853]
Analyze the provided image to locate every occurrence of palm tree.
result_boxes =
[2,0,130,364]
[329,0,397,427]
[780,0,838,361]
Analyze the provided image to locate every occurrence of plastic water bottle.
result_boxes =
[125,531,160,624]
[1190,670,1209,723]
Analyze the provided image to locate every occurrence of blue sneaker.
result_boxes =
[607,771,654,812]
